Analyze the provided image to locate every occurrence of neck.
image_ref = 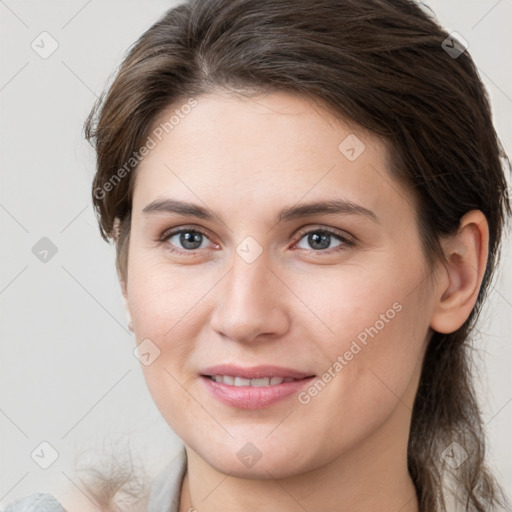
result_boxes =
[178,401,419,512]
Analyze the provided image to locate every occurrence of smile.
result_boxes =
[208,375,297,386]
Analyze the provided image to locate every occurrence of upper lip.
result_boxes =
[200,364,315,380]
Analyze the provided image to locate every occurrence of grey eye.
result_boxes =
[167,230,209,251]
[296,231,344,251]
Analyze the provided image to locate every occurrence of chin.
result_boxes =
[207,451,306,480]
[187,433,317,480]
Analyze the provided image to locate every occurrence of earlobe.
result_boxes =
[429,210,489,334]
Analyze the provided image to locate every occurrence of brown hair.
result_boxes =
[84,0,511,510]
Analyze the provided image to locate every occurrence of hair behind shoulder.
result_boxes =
[70,439,152,512]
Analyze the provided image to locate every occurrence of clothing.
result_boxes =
[1,494,67,512]
[146,446,187,512]
[1,447,187,512]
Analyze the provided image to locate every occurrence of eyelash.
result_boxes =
[159,225,355,257]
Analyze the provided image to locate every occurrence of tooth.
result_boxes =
[211,375,296,386]
[250,377,270,387]
[234,377,251,386]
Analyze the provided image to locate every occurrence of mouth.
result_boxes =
[204,375,300,386]
[199,364,316,409]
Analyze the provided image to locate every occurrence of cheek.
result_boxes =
[290,258,424,355]
[128,262,204,428]
[311,301,424,397]
[127,252,205,339]
[126,260,200,408]
[298,254,430,412]
[295,298,428,460]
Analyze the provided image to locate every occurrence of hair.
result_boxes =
[83,0,511,510]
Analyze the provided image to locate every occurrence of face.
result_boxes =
[125,91,436,478]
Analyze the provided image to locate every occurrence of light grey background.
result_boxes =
[1,0,511,506]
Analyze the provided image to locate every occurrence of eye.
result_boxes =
[294,228,355,253]
[160,227,216,255]
[159,225,355,257]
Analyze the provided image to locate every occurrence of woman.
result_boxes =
[4,0,510,510]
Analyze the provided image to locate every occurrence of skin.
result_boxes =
[116,90,488,512]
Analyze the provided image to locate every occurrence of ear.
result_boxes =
[429,210,489,334]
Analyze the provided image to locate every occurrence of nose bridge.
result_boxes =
[225,249,274,314]
[210,247,289,342]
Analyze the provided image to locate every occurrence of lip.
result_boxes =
[200,364,316,409]
[200,364,314,380]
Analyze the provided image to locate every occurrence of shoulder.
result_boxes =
[1,493,67,512]
[2,492,103,512]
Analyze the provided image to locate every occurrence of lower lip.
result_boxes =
[200,375,315,409]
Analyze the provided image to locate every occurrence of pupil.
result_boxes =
[309,232,330,250]
[181,231,202,249]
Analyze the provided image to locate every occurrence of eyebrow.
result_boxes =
[142,198,378,224]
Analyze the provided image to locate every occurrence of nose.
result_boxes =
[209,252,291,344]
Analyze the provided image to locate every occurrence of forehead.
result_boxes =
[132,91,415,226]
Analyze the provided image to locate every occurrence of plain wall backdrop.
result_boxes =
[1,0,511,507]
